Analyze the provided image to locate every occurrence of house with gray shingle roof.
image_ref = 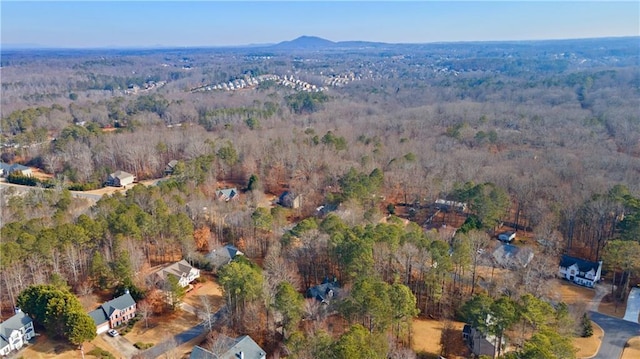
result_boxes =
[88,292,137,335]
[0,162,32,178]
[190,335,266,359]
[153,259,200,288]
[215,188,239,202]
[0,310,35,356]
[205,245,243,271]
[106,170,136,187]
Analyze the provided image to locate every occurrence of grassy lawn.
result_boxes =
[622,336,640,359]
[124,310,200,346]
[16,335,121,359]
[181,273,224,311]
[551,279,596,305]
[573,321,604,359]
[412,318,467,358]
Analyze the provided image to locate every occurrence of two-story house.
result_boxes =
[153,259,200,288]
[0,310,35,357]
[558,255,603,288]
[88,292,137,335]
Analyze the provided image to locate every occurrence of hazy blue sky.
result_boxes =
[2,1,639,48]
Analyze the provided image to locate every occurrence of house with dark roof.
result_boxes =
[164,160,179,175]
[205,245,243,271]
[559,255,603,288]
[215,188,239,202]
[0,310,35,357]
[88,292,137,335]
[190,335,266,359]
[106,170,136,187]
[152,259,200,288]
[306,279,340,304]
[278,191,301,209]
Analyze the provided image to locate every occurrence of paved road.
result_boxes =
[590,311,640,359]
[623,287,640,323]
[138,307,226,359]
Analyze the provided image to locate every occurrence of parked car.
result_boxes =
[498,231,516,243]
[107,329,119,337]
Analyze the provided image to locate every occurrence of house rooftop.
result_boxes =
[89,293,135,326]
[206,245,243,269]
[0,311,32,339]
[190,335,265,359]
[156,260,196,281]
[560,255,601,273]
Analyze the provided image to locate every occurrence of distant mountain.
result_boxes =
[272,36,392,50]
[273,36,336,49]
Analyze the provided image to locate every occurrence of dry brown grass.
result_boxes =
[548,279,596,307]
[15,336,78,359]
[124,310,200,345]
[621,336,640,359]
[412,318,467,358]
[181,274,224,311]
[573,321,604,359]
[597,293,627,319]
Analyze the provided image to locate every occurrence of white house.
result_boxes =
[559,255,603,288]
[0,310,35,357]
[0,162,32,178]
[154,260,200,288]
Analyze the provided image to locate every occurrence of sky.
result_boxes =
[1,1,639,48]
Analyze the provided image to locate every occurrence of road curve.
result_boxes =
[590,311,640,359]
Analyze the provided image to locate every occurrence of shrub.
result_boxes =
[87,347,115,359]
[581,312,593,337]
[134,342,154,350]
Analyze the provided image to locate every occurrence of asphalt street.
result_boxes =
[590,311,640,359]
[138,308,225,359]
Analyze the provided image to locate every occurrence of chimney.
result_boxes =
[239,352,244,359]
[125,288,130,294]
[14,307,22,314]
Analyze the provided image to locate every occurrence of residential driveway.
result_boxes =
[623,287,640,323]
[138,307,226,359]
[589,283,609,311]
[102,333,140,358]
[590,311,640,359]
[181,302,198,316]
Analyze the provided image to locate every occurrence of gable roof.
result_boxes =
[307,281,340,303]
[190,335,265,359]
[109,170,134,180]
[0,162,30,174]
[0,311,32,339]
[89,293,136,326]
[206,245,243,269]
[492,244,534,268]
[216,188,238,200]
[560,255,601,273]
[156,260,196,281]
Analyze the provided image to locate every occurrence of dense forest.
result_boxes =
[1,36,639,358]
